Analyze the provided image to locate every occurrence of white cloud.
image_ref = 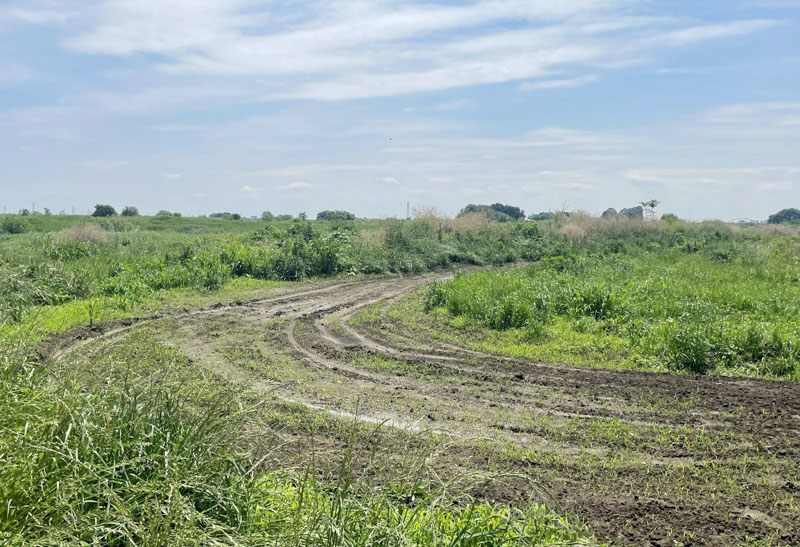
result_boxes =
[519,75,599,91]
[382,177,399,184]
[164,173,181,179]
[279,181,312,190]
[55,1,779,101]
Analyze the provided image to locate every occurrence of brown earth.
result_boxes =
[42,272,800,546]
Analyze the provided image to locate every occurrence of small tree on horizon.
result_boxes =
[92,204,116,217]
[121,206,139,217]
[640,199,660,220]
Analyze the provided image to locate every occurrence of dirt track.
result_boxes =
[45,272,800,546]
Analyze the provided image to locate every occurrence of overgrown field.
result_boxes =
[2,212,799,545]
[0,215,544,332]
[424,239,800,379]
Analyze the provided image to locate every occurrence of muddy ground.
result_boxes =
[44,272,800,546]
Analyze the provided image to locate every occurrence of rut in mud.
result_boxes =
[45,273,800,546]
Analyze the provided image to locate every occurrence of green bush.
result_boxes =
[1,216,28,234]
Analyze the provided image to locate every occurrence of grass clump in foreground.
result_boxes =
[425,239,800,379]
[0,338,594,546]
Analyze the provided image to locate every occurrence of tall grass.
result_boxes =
[0,336,593,545]
[1,218,549,326]
[426,234,800,379]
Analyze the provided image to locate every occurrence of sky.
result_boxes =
[0,1,798,220]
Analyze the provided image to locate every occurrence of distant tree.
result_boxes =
[768,208,800,225]
[297,212,307,221]
[172,211,182,217]
[231,213,242,220]
[19,208,30,216]
[528,211,554,221]
[489,203,525,220]
[209,212,225,218]
[275,214,293,221]
[601,208,617,219]
[640,199,660,220]
[458,203,525,222]
[92,204,117,217]
[261,211,275,221]
[661,213,679,223]
[620,206,644,219]
[43,208,51,215]
[155,210,173,217]
[316,210,355,221]
[121,206,139,217]
[1,215,28,234]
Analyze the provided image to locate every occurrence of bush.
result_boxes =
[120,206,139,216]
[1,215,28,234]
[92,204,116,217]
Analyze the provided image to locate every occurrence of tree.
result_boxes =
[43,208,51,215]
[297,212,307,221]
[620,206,643,219]
[601,208,617,219]
[640,199,660,220]
[458,203,525,222]
[489,203,525,221]
[275,214,293,221]
[92,204,117,217]
[768,208,800,225]
[261,211,275,221]
[528,211,554,221]
[121,206,139,217]
[155,210,173,217]
[231,213,242,220]
[316,210,355,221]
[172,211,182,217]
[19,208,29,216]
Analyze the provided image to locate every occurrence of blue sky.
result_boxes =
[0,0,798,219]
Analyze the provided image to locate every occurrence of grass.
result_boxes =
[4,211,799,544]
[424,240,800,379]
[0,333,594,545]
[0,216,548,328]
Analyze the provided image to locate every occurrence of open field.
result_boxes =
[2,215,800,545]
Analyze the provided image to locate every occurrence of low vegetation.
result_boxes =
[425,214,800,379]
[2,206,799,545]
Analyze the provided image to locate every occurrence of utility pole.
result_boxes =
[406,201,410,220]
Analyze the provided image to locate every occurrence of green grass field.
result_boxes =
[2,212,798,545]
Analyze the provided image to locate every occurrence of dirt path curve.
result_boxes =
[43,272,800,546]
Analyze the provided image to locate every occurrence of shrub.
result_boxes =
[120,206,139,216]
[1,215,28,234]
